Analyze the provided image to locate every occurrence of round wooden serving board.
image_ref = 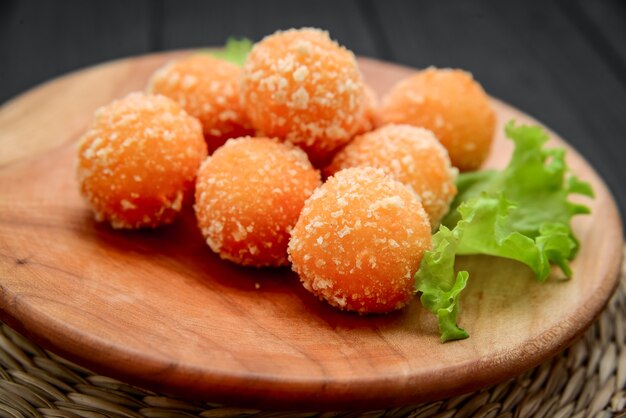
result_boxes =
[0,53,622,410]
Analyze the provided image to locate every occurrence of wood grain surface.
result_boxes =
[0,53,623,410]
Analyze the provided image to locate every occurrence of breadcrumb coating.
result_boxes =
[381,67,496,171]
[326,124,457,227]
[241,28,365,165]
[195,137,321,267]
[288,167,431,313]
[148,54,254,153]
[76,92,207,229]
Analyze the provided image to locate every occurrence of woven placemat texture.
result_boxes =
[0,249,624,418]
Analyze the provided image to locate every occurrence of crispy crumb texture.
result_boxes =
[76,93,207,229]
[241,28,365,164]
[381,67,496,172]
[327,124,458,227]
[288,167,431,313]
[148,54,254,153]
[195,137,321,267]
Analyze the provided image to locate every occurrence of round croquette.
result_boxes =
[326,124,457,227]
[148,54,254,153]
[241,28,365,165]
[380,67,496,171]
[76,93,207,229]
[195,137,321,267]
[288,167,432,314]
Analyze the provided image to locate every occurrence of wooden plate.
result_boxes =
[0,53,622,410]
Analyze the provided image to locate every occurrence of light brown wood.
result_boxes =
[0,53,622,410]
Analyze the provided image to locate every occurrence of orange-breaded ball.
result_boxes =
[380,67,496,171]
[148,54,254,153]
[288,167,432,314]
[195,137,321,267]
[326,124,457,227]
[241,28,365,165]
[77,93,207,229]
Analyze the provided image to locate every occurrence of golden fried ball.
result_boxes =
[148,54,254,153]
[241,28,365,165]
[77,92,207,229]
[195,137,321,267]
[380,67,496,171]
[326,124,457,227]
[288,167,431,314]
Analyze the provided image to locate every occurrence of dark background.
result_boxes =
[1,0,625,230]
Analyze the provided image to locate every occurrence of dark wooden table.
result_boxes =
[1,0,624,229]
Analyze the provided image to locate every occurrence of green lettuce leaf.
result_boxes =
[208,37,253,66]
[415,225,469,342]
[443,122,594,232]
[416,121,593,342]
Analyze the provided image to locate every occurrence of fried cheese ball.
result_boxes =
[288,167,431,314]
[326,124,457,228]
[381,67,496,171]
[148,54,254,153]
[195,137,321,267]
[241,28,365,165]
[77,93,207,229]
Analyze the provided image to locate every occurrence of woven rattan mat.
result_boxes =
[1,249,624,418]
